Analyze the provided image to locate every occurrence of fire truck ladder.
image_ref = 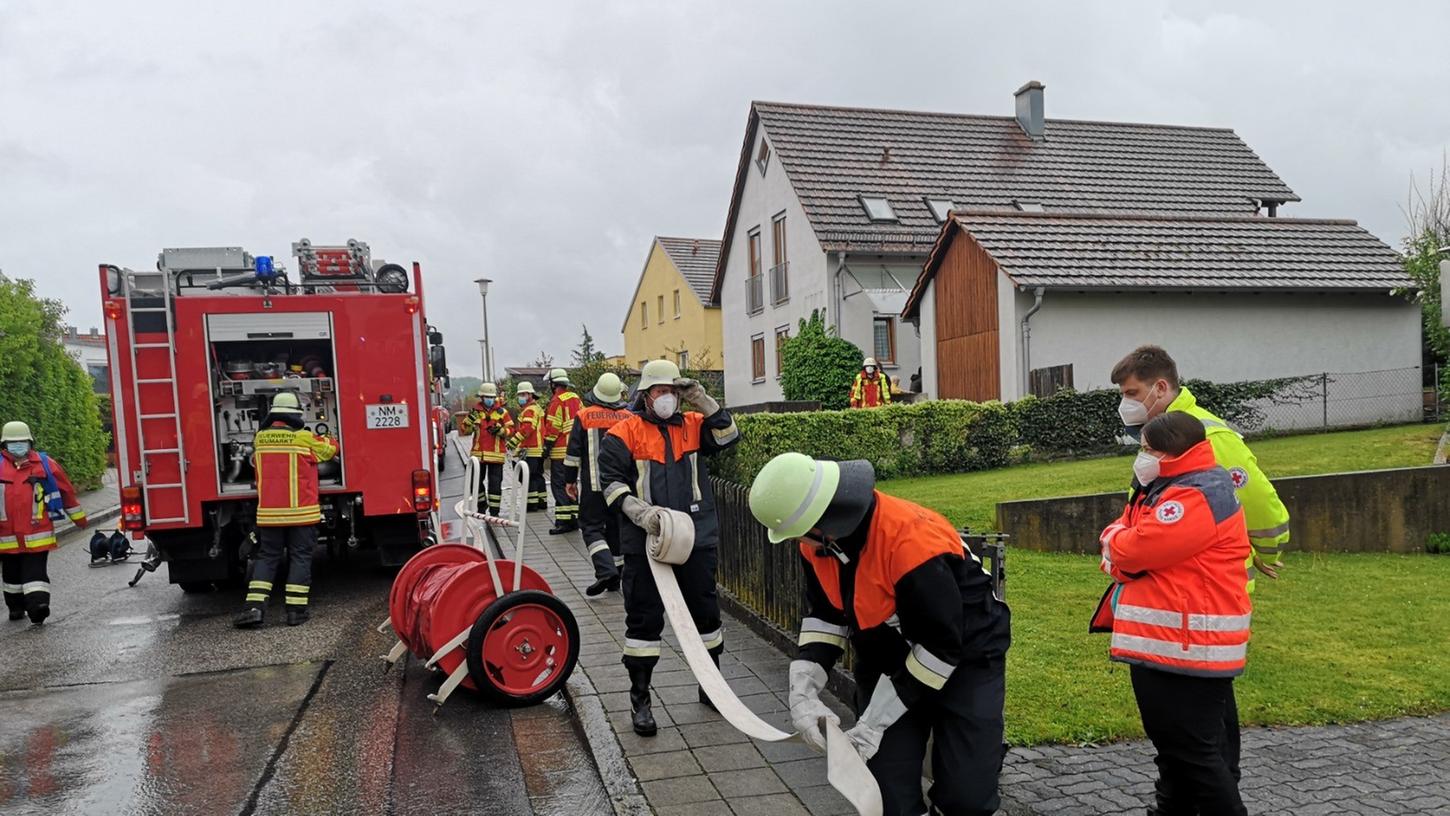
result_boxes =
[124,275,190,526]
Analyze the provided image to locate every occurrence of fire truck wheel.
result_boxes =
[465,590,579,706]
[178,582,214,594]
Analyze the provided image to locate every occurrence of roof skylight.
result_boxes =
[925,198,955,223]
[860,196,897,222]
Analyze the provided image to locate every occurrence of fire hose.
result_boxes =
[646,508,883,816]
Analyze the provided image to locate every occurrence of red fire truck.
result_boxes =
[101,240,453,592]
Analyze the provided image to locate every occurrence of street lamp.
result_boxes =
[474,277,494,383]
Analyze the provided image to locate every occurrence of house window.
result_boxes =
[859,196,897,222]
[677,350,689,370]
[657,295,664,324]
[88,364,110,393]
[756,138,770,175]
[640,301,647,329]
[925,198,955,223]
[751,334,766,382]
[774,325,789,376]
[673,289,681,318]
[746,229,764,315]
[1029,364,1074,397]
[872,316,896,364]
[770,213,788,305]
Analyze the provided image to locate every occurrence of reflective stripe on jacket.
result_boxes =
[0,452,85,552]
[543,390,583,460]
[564,403,634,494]
[254,423,337,527]
[597,406,739,554]
[849,372,891,408]
[509,402,546,456]
[1101,440,1252,677]
[460,404,514,463]
[1168,386,1290,593]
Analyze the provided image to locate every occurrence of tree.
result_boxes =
[780,310,863,410]
[571,324,606,367]
[531,351,555,369]
[0,278,109,488]
[1402,158,1450,399]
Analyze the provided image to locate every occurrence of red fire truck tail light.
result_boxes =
[412,469,432,514]
[121,486,146,531]
[403,296,420,315]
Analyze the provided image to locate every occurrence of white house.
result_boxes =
[711,81,1302,407]
[902,211,1421,429]
[62,326,109,393]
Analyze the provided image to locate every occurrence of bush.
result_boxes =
[780,310,862,410]
[1183,376,1320,432]
[1428,531,1450,555]
[1011,389,1123,456]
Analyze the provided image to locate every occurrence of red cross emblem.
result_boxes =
[1155,500,1185,524]
[1229,467,1249,489]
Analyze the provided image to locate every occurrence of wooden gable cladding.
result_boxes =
[934,229,1001,400]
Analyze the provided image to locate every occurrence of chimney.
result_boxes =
[89,327,98,337]
[1014,80,1045,140]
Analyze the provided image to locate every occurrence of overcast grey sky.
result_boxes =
[3,1,1447,377]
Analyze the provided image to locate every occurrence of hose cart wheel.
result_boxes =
[466,590,579,706]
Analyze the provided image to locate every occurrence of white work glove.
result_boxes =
[620,495,663,536]
[844,677,908,762]
[788,660,840,754]
[673,377,720,415]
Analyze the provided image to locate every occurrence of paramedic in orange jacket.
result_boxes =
[1097,412,1251,815]
[1,421,87,624]
[749,452,1011,816]
[234,392,337,629]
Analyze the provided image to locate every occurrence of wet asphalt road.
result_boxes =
[0,522,611,815]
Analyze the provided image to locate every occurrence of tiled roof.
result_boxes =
[656,237,722,303]
[713,100,1300,302]
[903,212,1409,317]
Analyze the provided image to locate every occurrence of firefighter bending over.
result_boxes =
[598,360,740,736]
[749,452,1011,816]
[1,422,87,625]
[458,382,513,516]
[563,372,632,596]
[234,392,337,629]
[509,382,548,512]
[849,357,892,408]
[543,368,583,535]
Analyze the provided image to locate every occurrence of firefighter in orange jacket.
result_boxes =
[563,372,632,596]
[234,392,337,629]
[542,368,584,535]
[458,382,514,516]
[1,422,87,624]
[509,381,547,512]
[749,452,1011,816]
[849,357,892,408]
[1096,412,1251,815]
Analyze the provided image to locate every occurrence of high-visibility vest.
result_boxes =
[0,452,85,553]
[253,423,337,527]
[849,372,891,408]
[1101,440,1252,677]
[542,390,583,460]
[509,401,546,456]
[460,404,514,463]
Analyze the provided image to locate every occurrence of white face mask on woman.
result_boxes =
[651,393,678,420]
[1133,450,1162,485]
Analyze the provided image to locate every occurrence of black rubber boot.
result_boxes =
[233,606,265,629]
[7,609,24,621]
[698,646,722,711]
[286,607,310,627]
[548,522,578,536]
[628,665,657,736]
[27,604,49,625]
[585,575,621,597]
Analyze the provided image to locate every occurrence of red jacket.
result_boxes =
[510,401,546,456]
[1098,440,1252,677]
[0,452,86,553]
[460,403,514,464]
[542,390,583,460]
[253,422,337,527]
[849,372,891,408]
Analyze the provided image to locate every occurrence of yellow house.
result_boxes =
[621,236,724,371]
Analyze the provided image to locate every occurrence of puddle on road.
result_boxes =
[104,613,182,626]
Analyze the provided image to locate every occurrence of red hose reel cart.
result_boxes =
[379,457,579,707]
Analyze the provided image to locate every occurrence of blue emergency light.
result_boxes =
[255,255,276,280]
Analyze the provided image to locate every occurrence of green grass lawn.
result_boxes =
[881,423,1443,533]
[1003,550,1450,745]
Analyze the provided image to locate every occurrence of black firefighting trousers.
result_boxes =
[619,548,723,672]
[475,461,504,516]
[1131,665,1246,816]
[578,491,622,581]
[525,456,546,510]
[245,525,317,610]
[550,459,577,524]
[2,551,50,618]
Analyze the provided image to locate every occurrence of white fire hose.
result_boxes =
[646,509,883,816]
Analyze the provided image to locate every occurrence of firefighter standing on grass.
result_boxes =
[597,360,740,736]
[749,452,1011,816]
[849,357,892,408]
[458,383,513,516]
[509,382,548,512]
[0,422,87,625]
[234,392,336,629]
[543,368,583,535]
[563,372,632,596]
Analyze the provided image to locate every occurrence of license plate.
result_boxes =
[366,403,410,429]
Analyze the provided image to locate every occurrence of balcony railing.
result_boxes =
[770,262,789,305]
[746,273,764,315]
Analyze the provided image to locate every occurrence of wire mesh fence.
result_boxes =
[1238,366,1437,434]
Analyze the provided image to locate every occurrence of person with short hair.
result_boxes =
[1095,411,1251,815]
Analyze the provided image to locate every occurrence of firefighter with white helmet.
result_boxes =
[458,383,514,516]
[542,367,584,535]
[850,357,892,409]
[509,381,548,511]
[1,421,87,624]
[749,452,1011,816]
[597,360,740,735]
[234,392,337,628]
[563,372,632,595]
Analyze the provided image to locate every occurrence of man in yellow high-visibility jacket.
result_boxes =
[1110,344,1287,800]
